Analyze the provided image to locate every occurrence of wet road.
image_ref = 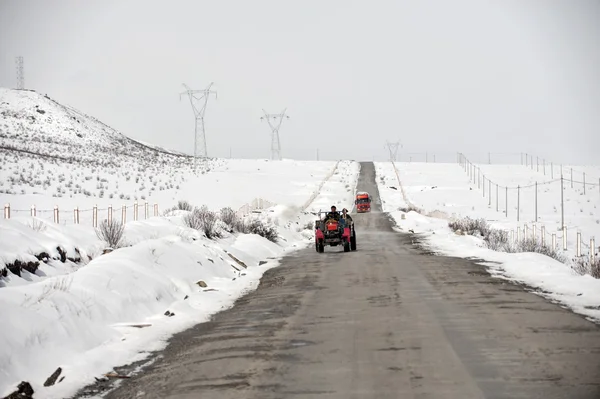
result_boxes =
[101,162,600,399]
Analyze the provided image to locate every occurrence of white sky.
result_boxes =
[0,0,598,163]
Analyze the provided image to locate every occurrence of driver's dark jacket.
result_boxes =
[326,211,340,221]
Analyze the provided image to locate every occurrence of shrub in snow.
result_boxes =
[399,204,423,214]
[572,255,600,279]
[27,218,47,233]
[235,218,278,242]
[513,238,567,263]
[95,219,125,248]
[184,205,221,239]
[219,207,238,227]
[448,217,490,237]
[483,229,510,252]
[176,200,193,211]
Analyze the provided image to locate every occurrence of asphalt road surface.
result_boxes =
[100,162,600,399]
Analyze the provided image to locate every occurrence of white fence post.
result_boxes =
[53,205,59,224]
[532,224,536,242]
[517,185,520,222]
[108,205,113,224]
[562,226,567,251]
[74,207,80,224]
[552,233,557,250]
[576,231,581,257]
[31,205,36,217]
[541,225,546,246]
[3,203,10,219]
[154,203,158,217]
[517,226,521,242]
[134,201,138,221]
[145,201,149,219]
[524,224,528,240]
[591,238,596,265]
[121,205,126,225]
[93,205,98,228]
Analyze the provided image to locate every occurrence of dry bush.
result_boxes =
[448,217,490,237]
[28,218,47,232]
[219,207,238,227]
[512,238,567,263]
[233,218,278,242]
[176,200,194,211]
[571,255,600,278]
[95,219,125,248]
[246,219,278,242]
[483,229,510,251]
[184,205,220,239]
[399,204,423,214]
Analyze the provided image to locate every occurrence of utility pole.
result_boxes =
[179,82,217,168]
[261,109,290,160]
[15,56,24,90]
[385,140,401,162]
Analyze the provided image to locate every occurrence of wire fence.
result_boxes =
[458,153,599,260]
[2,198,276,227]
[519,152,600,192]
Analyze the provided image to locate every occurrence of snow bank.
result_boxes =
[0,160,359,398]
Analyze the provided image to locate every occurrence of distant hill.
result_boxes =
[0,88,220,200]
[0,88,189,166]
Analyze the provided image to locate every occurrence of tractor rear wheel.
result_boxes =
[350,234,357,251]
[343,241,350,252]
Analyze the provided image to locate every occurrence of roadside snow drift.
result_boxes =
[0,157,359,398]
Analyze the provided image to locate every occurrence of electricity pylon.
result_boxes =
[261,109,290,160]
[180,83,217,167]
[385,140,402,162]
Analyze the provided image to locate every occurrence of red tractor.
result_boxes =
[314,212,357,253]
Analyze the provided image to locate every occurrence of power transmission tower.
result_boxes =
[261,109,289,160]
[385,140,402,161]
[15,56,24,90]
[179,83,217,167]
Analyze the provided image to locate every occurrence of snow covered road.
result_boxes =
[91,163,600,399]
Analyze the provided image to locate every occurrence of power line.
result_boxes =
[15,56,24,90]
[261,109,290,160]
[179,82,217,167]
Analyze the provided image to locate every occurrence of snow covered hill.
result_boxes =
[0,87,218,203]
[0,88,189,165]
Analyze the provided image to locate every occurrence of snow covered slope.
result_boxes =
[0,88,188,165]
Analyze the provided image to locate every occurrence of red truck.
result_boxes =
[355,191,371,213]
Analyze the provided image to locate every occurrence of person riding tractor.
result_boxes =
[325,205,341,222]
[341,208,353,222]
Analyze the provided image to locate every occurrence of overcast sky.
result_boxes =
[0,0,598,163]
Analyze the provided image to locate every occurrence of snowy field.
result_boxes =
[0,159,359,398]
[376,160,600,325]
